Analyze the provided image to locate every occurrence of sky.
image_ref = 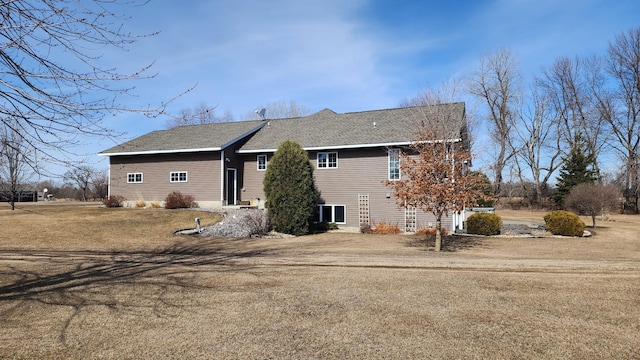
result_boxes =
[69,0,639,177]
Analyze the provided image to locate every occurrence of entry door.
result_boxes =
[226,168,237,205]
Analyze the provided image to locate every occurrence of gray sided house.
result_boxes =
[100,103,469,232]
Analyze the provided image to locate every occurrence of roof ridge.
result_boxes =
[340,102,463,116]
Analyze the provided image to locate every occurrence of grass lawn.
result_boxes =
[0,203,638,359]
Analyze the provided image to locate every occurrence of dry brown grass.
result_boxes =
[0,202,222,251]
[415,226,447,236]
[0,203,638,359]
[370,220,402,234]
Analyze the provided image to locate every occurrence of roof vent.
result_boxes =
[372,121,376,129]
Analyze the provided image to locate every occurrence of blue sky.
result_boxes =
[77,0,639,176]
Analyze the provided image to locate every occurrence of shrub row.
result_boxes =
[102,191,197,209]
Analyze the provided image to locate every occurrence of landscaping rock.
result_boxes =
[199,209,271,238]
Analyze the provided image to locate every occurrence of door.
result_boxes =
[226,168,237,205]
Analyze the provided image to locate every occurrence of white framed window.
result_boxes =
[170,171,188,182]
[317,152,338,169]
[127,173,143,183]
[257,155,267,171]
[316,204,346,224]
[389,149,400,180]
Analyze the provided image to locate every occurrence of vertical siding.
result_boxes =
[240,147,455,231]
[109,152,221,203]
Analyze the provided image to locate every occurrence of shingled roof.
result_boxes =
[238,102,466,153]
[99,120,265,156]
[99,103,466,156]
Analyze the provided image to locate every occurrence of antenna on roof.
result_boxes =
[255,108,267,120]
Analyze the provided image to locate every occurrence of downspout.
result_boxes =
[107,160,111,199]
[220,149,225,205]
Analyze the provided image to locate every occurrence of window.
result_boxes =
[257,155,267,171]
[316,204,346,224]
[317,152,338,169]
[127,173,143,183]
[170,171,187,182]
[389,149,400,180]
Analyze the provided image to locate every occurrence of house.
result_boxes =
[99,103,469,232]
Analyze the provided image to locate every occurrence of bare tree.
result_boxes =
[537,56,606,176]
[0,0,184,173]
[565,183,622,228]
[594,27,640,213]
[510,87,563,204]
[242,101,311,120]
[165,103,233,128]
[468,48,520,196]
[91,168,109,200]
[63,165,95,201]
[0,122,34,210]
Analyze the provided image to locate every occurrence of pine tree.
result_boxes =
[263,140,318,235]
[553,136,598,207]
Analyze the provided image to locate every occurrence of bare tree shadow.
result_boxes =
[405,235,486,252]
[0,238,275,344]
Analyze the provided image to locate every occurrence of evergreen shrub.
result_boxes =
[544,210,585,236]
[466,212,502,235]
[263,140,318,236]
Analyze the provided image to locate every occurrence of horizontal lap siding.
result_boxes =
[109,152,220,202]
[241,155,267,203]
[240,147,454,231]
[313,148,400,228]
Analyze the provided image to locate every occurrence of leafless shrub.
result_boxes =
[565,183,622,228]
[164,191,197,209]
[102,195,125,208]
[371,221,402,235]
[360,223,371,234]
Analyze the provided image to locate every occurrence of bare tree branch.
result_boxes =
[0,0,191,173]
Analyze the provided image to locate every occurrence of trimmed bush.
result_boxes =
[544,210,585,236]
[466,212,502,236]
[102,195,125,208]
[164,191,197,209]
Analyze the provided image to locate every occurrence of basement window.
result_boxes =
[316,204,346,224]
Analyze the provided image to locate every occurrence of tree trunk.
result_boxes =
[591,215,596,228]
[435,216,442,251]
